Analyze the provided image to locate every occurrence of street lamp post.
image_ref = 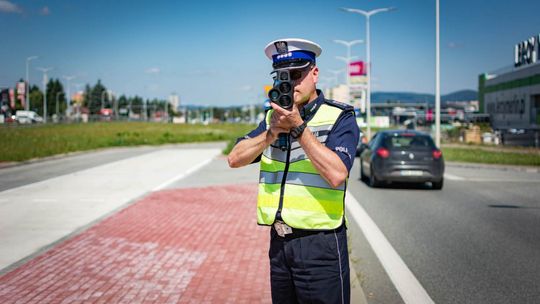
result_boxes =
[63,75,75,117]
[36,67,53,123]
[334,39,363,104]
[25,56,38,111]
[101,90,106,111]
[328,69,344,85]
[56,91,63,118]
[343,6,395,140]
[435,0,441,147]
[327,69,344,100]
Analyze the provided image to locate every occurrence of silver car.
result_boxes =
[359,130,445,189]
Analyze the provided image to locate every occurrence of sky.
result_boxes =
[1,0,539,106]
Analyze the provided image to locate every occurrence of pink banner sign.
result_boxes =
[349,61,365,76]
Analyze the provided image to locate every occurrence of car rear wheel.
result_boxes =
[360,159,367,182]
[432,179,443,190]
[369,167,380,188]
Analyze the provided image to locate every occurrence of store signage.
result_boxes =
[349,61,365,76]
[514,34,540,67]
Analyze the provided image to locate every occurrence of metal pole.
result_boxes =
[36,67,52,123]
[63,75,75,117]
[56,91,62,117]
[366,15,372,140]
[25,56,38,111]
[342,7,395,139]
[435,0,441,147]
[43,73,47,122]
[347,44,351,103]
[101,90,106,111]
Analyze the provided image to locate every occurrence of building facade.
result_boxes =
[479,33,540,146]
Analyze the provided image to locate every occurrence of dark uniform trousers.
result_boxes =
[269,224,350,304]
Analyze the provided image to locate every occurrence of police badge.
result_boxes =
[274,41,288,54]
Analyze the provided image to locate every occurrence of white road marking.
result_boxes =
[79,198,105,202]
[444,173,465,180]
[152,158,214,191]
[346,191,435,304]
[32,198,58,202]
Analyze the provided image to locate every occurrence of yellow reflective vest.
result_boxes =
[257,101,350,230]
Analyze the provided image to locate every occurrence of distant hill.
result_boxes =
[441,90,478,102]
[372,90,477,104]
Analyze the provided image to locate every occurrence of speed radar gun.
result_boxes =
[264,38,322,151]
[268,70,294,151]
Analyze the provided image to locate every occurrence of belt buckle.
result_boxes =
[273,220,293,237]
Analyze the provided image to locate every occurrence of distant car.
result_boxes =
[355,130,367,156]
[14,110,43,124]
[359,130,445,189]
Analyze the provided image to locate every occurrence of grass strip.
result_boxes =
[0,122,255,162]
[442,147,540,167]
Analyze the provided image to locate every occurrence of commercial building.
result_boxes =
[479,33,540,146]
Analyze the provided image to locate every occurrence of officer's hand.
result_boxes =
[270,102,303,131]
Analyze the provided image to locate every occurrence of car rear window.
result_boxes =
[383,134,435,149]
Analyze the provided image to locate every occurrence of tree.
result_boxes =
[29,85,43,114]
[130,96,143,114]
[46,78,66,116]
[117,95,129,116]
[89,80,108,114]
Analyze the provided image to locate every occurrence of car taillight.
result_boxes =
[432,150,442,159]
[376,147,390,158]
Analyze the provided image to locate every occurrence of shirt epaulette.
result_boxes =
[324,99,354,112]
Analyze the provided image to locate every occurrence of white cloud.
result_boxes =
[145,67,160,74]
[240,85,252,91]
[0,0,22,13]
[448,42,463,49]
[40,6,50,15]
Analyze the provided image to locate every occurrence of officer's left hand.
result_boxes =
[270,102,303,131]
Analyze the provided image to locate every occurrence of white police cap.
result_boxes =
[264,38,322,68]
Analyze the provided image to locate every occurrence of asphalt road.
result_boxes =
[2,145,539,303]
[347,159,540,304]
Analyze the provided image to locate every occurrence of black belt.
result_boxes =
[272,221,345,239]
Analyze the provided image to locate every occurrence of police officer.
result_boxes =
[228,38,359,304]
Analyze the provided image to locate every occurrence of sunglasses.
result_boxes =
[290,66,314,81]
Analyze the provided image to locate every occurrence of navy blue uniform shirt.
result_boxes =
[237,90,359,172]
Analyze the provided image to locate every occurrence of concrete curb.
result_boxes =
[350,260,369,304]
[446,161,540,173]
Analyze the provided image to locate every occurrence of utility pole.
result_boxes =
[36,67,53,123]
[334,39,363,103]
[63,75,75,118]
[435,0,441,147]
[25,56,38,111]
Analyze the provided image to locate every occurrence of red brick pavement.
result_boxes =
[0,184,271,304]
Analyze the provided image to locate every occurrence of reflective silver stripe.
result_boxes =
[260,170,284,184]
[265,134,330,162]
[260,171,346,191]
[309,124,334,132]
[290,135,328,149]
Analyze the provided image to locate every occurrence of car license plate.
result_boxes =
[401,170,423,176]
